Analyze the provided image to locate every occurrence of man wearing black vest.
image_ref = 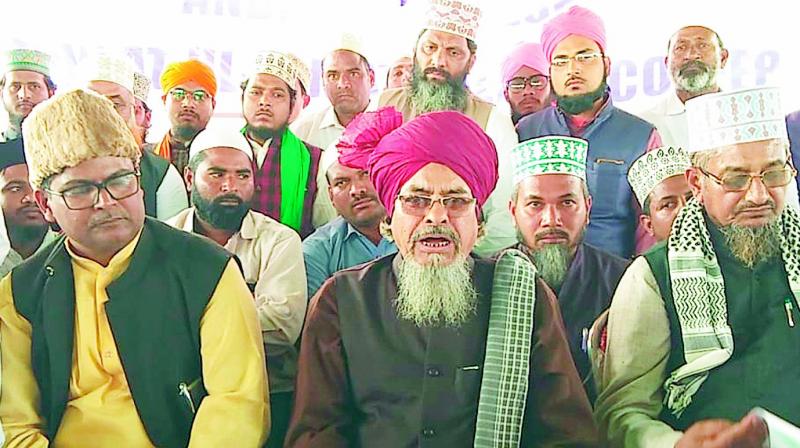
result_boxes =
[595,88,796,447]
[0,89,269,447]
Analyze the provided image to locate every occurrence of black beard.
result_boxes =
[246,125,282,144]
[556,79,608,115]
[173,124,202,142]
[7,223,47,248]
[191,189,250,231]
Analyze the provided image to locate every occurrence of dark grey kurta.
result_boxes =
[549,243,629,400]
[286,254,599,447]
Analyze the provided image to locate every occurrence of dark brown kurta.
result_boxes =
[286,254,599,447]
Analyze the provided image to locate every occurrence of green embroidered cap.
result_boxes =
[4,48,51,77]
[511,135,588,185]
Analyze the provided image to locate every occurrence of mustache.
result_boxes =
[534,229,569,241]
[88,211,127,227]
[212,194,244,206]
[679,60,711,74]
[411,225,460,243]
[734,199,776,214]
[423,67,452,80]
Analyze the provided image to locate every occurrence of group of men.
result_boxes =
[0,1,796,447]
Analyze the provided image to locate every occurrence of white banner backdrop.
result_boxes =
[1,0,795,140]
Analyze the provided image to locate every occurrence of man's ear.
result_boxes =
[33,189,57,223]
[184,167,194,193]
[639,213,655,237]
[467,53,477,73]
[719,48,730,69]
[686,168,704,204]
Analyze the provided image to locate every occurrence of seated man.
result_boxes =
[595,87,795,447]
[286,110,597,447]
[168,126,306,448]
[0,139,57,277]
[508,135,629,401]
[628,146,692,245]
[86,54,188,221]
[0,89,269,447]
[302,108,399,298]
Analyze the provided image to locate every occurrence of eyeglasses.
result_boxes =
[168,88,211,103]
[46,171,141,210]
[698,162,797,192]
[506,75,549,92]
[551,52,603,69]
[397,194,476,217]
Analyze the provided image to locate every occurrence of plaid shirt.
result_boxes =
[251,134,322,239]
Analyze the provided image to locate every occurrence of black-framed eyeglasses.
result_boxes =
[169,88,211,103]
[698,160,797,192]
[46,171,141,210]
[506,75,549,92]
[396,194,476,217]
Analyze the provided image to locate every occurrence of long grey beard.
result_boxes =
[675,60,717,93]
[719,220,781,268]
[529,243,571,291]
[395,255,477,327]
[410,67,468,114]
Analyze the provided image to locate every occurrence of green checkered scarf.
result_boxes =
[474,249,537,448]
[664,198,800,418]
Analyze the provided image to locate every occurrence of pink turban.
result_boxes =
[501,43,549,84]
[368,111,498,218]
[337,107,404,170]
[541,6,607,64]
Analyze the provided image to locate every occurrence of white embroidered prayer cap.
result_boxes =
[251,50,301,90]
[327,32,370,65]
[511,136,588,186]
[286,53,311,92]
[85,52,136,94]
[132,71,151,103]
[423,0,482,42]
[189,125,253,163]
[685,87,787,153]
[628,146,690,207]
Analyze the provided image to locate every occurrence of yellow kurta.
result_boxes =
[0,234,270,447]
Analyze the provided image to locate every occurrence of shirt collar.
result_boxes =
[238,210,258,240]
[320,105,345,130]
[665,90,687,116]
[66,227,143,272]
[321,100,372,130]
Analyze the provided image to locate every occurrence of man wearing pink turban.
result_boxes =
[287,110,598,447]
[501,43,551,124]
[378,0,521,257]
[517,5,662,259]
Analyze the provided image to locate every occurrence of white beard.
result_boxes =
[395,255,477,327]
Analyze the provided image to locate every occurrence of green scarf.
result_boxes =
[243,126,310,231]
[277,128,311,231]
[474,249,537,448]
[664,198,800,418]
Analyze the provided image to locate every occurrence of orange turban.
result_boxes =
[159,59,218,99]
